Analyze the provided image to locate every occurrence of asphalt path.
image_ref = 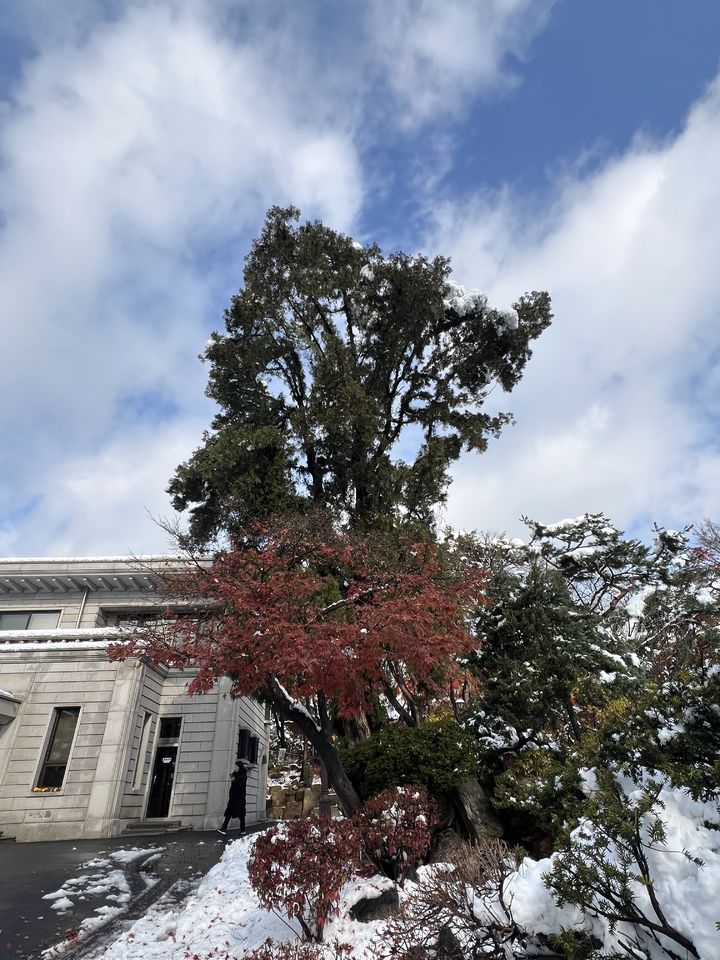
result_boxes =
[0,828,246,960]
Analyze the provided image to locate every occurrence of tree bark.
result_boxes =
[565,698,582,742]
[263,677,361,815]
[340,711,372,744]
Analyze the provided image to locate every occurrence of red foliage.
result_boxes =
[247,816,361,942]
[109,520,486,721]
[238,939,351,960]
[357,785,438,884]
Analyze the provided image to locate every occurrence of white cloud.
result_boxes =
[365,0,556,124]
[0,418,207,557]
[432,77,720,537]
[0,2,363,554]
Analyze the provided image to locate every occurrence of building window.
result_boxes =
[34,707,80,792]
[237,727,259,764]
[159,717,181,741]
[0,610,60,631]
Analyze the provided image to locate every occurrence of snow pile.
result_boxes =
[504,775,720,959]
[81,836,295,958]
[81,835,392,960]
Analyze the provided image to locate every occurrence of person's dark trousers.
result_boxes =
[220,808,246,832]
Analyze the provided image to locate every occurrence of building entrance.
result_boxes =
[146,717,181,819]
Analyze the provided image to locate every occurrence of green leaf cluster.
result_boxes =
[169,206,551,544]
[493,748,584,839]
[340,718,478,799]
[585,670,720,801]
[465,564,639,750]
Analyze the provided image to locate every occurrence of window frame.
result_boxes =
[132,711,155,792]
[0,610,61,631]
[237,726,259,765]
[32,706,81,794]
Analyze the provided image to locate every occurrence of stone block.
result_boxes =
[283,799,302,819]
[302,791,317,815]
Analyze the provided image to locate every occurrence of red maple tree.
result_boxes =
[110,517,485,813]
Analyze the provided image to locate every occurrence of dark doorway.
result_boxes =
[145,717,181,819]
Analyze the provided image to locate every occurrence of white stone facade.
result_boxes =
[0,557,269,842]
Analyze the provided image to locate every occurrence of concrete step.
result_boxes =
[122,818,189,836]
[0,831,16,842]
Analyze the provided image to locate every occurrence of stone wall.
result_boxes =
[266,782,339,820]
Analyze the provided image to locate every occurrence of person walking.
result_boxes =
[218,761,248,835]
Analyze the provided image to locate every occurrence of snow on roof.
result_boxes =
[0,555,185,563]
[0,627,122,639]
[0,640,112,652]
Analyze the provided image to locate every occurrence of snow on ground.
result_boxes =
[41,846,164,957]
[80,834,389,960]
[47,782,720,959]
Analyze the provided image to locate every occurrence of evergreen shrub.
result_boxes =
[340,718,478,799]
[492,748,584,840]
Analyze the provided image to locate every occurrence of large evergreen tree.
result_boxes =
[169,206,552,544]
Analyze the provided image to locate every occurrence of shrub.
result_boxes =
[357,785,438,884]
[340,717,478,799]
[493,747,584,841]
[247,817,360,942]
[587,671,720,801]
[238,939,351,960]
[375,838,524,959]
[544,771,702,960]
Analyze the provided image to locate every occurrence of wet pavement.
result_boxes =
[0,827,251,960]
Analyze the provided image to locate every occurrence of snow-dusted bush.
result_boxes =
[357,785,438,885]
[238,938,351,959]
[375,838,523,959]
[589,670,720,801]
[492,746,584,842]
[247,818,361,942]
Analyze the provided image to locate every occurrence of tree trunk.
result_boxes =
[304,720,360,816]
[341,711,372,744]
[264,677,361,815]
[565,698,582,742]
[318,758,331,820]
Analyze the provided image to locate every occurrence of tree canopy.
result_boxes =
[110,517,485,813]
[169,206,552,543]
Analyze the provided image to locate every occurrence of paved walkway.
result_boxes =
[0,826,253,960]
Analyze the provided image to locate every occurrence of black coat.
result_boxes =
[225,767,247,816]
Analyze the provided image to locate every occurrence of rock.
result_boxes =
[302,790,317,815]
[436,925,463,960]
[453,780,504,841]
[283,799,303,819]
[430,828,467,864]
[349,886,399,922]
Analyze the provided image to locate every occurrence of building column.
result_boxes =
[83,659,143,837]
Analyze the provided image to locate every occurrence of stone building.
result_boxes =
[0,556,269,842]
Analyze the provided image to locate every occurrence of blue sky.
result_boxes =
[1,0,720,555]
